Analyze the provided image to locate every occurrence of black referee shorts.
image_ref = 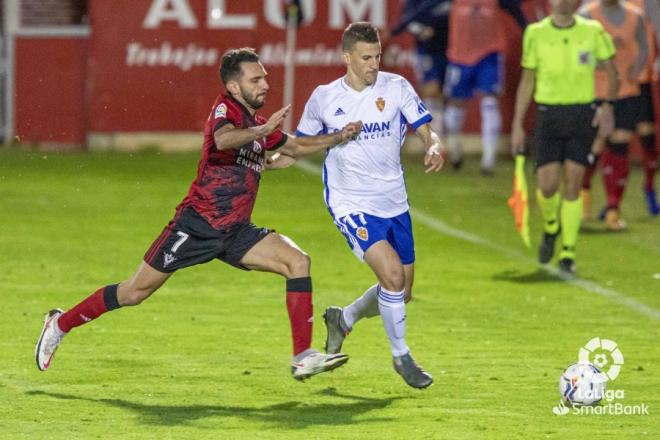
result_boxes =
[144,206,272,273]
[534,103,597,168]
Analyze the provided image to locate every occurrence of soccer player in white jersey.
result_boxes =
[294,22,444,388]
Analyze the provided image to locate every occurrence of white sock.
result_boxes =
[426,98,444,138]
[342,284,379,329]
[444,104,466,163]
[480,96,501,170]
[377,286,410,357]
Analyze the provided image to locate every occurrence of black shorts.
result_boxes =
[144,206,272,273]
[612,95,642,131]
[639,82,655,124]
[534,103,597,168]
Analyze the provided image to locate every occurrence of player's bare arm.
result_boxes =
[592,59,618,139]
[416,123,445,173]
[279,121,363,158]
[511,68,536,156]
[214,105,291,151]
[265,121,363,170]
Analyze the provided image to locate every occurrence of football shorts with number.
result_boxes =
[144,206,272,272]
[333,211,415,264]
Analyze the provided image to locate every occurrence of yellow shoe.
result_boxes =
[581,189,592,220]
[605,208,627,231]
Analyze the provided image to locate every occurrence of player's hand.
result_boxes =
[511,124,526,157]
[591,138,605,155]
[340,121,363,142]
[424,133,445,173]
[263,105,291,136]
[592,103,614,139]
[265,151,297,170]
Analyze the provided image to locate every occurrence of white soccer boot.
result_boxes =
[291,349,348,381]
[35,308,65,371]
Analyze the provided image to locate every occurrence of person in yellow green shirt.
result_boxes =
[511,0,619,274]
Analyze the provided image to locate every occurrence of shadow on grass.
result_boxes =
[491,269,563,284]
[26,387,402,428]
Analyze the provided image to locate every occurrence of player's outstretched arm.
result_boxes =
[276,121,363,160]
[214,105,291,151]
[511,68,536,156]
[416,123,445,173]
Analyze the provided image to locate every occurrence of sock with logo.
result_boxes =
[559,197,582,260]
[377,285,409,357]
[444,104,466,164]
[536,189,560,234]
[342,284,379,329]
[602,144,629,209]
[480,96,501,171]
[57,284,121,333]
[640,134,657,192]
[286,277,313,356]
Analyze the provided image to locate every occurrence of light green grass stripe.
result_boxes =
[296,159,660,322]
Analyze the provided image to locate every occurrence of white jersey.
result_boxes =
[296,71,431,218]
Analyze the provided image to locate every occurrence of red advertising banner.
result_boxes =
[88,0,415,133]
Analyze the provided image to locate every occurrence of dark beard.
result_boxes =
[242,91,265,109]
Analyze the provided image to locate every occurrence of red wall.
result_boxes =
[12,0,660,149]
[15,37,88,144]
[87,0,414,133]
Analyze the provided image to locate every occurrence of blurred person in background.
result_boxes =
[578,0,648,229]
[444,0,527,174]
[386,0,451,139]
[511,0,617,274]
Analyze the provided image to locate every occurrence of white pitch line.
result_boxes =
[294,159,660,322]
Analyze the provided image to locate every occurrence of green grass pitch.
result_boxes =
[0,148,658,439]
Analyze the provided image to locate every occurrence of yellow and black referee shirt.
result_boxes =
[522,15,615,105]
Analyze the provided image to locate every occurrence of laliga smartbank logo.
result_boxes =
[552,338,649,416]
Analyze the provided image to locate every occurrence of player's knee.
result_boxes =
[379,266,405,292]
[285,251,311,278]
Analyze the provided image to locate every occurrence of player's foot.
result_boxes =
[323,306,350,354]
[558,258,576,276]
[451,158,463,171]
[645,189,660,216]
[393,352,433,389]
[581,189,592,220]
[35,308,65,371]
[291,350,348,381]
[604,208,627,231]
[539,229,560,264]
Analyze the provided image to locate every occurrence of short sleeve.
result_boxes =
[521,27,537,69]
[594,23,615,60]
[210,100,240,133]
[399,78,432,130]
[265,130,288,151]
[296,89,325,137]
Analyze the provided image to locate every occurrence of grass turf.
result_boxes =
[0,149,658,439]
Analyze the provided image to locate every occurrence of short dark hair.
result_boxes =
[342,22,380,51]
[220,48,260,84]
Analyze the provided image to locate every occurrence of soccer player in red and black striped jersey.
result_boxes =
[35,48,362,381]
